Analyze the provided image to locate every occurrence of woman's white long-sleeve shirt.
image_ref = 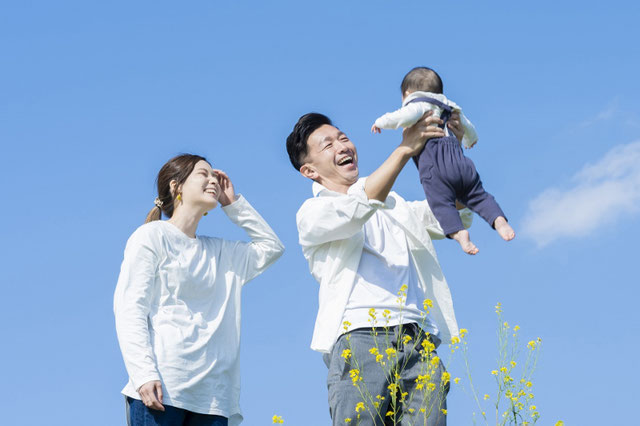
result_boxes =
[114,195,284,425]
[374,91,478,149]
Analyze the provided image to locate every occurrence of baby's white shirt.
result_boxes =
[374,91,478,149]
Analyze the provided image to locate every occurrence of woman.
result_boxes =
[114,154,284,426]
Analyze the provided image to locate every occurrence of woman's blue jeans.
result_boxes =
[126,397,228,426]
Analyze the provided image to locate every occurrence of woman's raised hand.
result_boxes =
[213,169,237,207]
[138,380,165,411]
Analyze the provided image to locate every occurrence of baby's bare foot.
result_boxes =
[494,216,515,241]
[449,229,479,255]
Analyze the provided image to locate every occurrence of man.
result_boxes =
[286,111,472,425]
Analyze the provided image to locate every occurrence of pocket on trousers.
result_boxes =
[326,335,347,386]
[419,164,434,182]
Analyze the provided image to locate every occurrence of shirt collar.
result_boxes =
[312,178,367,198]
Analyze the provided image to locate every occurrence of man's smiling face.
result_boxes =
[300,124,359,193]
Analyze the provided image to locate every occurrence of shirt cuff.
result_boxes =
[221,194,247,216]
[133,373,162,392]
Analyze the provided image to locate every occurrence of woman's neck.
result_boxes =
[168,208,203,238]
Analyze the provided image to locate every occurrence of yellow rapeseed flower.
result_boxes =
[454,377,460,384]
[441,372,451,383]
[341,349,352,360]
[403,335,412,345]
[450,336,460,345]
[510,361,517,368]
[272,415,284,424]
[529,405,537,411]
[459,328,468,338]
[514,325,520,331]
[555,421,564,426]
[441,409,447,415]
[369,347,379,355]
[427,383,436,391]
[527,340,536,349]
[491,370,498,376]
[422,339,435,353]
[483,394,490,400]
[423,299,434,309]
[344,418,352,424]
[355,402,365,413]
[526,381,533,388]
[430,355,440,366]
[349,369,362,385]
[387,383,399,393]
[385,347,397,359]
[385,411,394,417]
[500,367,508,374]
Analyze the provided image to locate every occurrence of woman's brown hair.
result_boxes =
[144,154,208,223]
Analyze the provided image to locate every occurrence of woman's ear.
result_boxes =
[300,164,318,180]
[169,180,179,197]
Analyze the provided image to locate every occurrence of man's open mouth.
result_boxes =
[337,156,353,166]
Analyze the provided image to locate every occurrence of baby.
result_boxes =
[372,67,515,254]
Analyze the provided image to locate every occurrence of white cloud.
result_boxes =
[578,98,618,128]
[521,140,640,247]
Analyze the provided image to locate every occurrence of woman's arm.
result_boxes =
[217,172,285,284]
[113,227,163,408]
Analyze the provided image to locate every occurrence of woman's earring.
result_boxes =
[177,193,182,202]
[203,212,208,216]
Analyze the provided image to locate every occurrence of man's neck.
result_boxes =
[315,177,352,194]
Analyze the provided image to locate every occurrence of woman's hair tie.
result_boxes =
[154,197,164,208]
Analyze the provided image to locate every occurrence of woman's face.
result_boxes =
[178,160,221,210]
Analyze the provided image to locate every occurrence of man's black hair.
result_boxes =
[400,67,443,95]
[286,112,333,171]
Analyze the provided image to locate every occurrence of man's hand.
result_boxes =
[447,111,465,142]
[138,380,165,412]
[400,111,445,158]
[214,169,238,206]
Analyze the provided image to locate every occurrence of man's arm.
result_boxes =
[365,112,446,202]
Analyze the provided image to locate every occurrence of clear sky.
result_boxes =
[2,1,639,425]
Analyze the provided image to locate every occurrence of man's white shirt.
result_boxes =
[296,177,473,353]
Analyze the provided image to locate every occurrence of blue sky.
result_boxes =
[2,1,639,425]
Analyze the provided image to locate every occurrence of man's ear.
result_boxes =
[300,164,318,180]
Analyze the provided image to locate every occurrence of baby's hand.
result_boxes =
[464,141,477,149]
[371,124,382,134]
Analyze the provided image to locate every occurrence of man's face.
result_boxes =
[301,124,359,192]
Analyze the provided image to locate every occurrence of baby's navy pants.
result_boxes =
[410,96,506,237]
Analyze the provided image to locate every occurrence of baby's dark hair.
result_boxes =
[400,67,443,95]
